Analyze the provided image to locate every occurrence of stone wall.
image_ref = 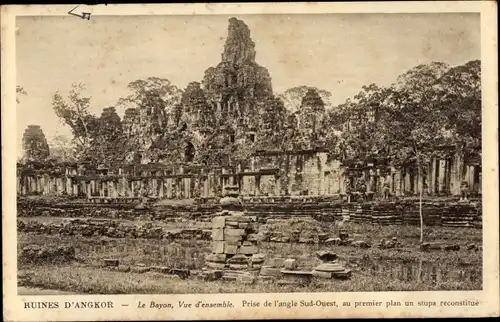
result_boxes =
[18,197,482,229]
[17,148,481,200]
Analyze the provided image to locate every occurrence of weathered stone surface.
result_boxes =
[224,228,246,236]
[314,263,344,272]
[312,270,332,279]
[247,233,259,241]
[206,261,227,269]
[239,245,258,255]
[229,263,249,270]
[225,235,243,242]
[212,216,226,228]
[206,253,227,263]
[225,221,240,227]
[224,243,238,255]
[284,259,297,270]
[267,257,286,268]
[212,228,224,241]
[260,266,282,277]
[213,241,225,254]
[251,253,266,263]
[227,254,250,264]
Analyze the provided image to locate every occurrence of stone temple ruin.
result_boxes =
[201,211,351,285]
[16,18,483,287]
[18,18,481,202]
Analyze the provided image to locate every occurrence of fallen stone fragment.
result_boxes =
[444,244,460,251]
[284,258,297,270]
[131,266,150,273]
[227,254,250,264]
[201,270,223,281]
[312,270,332,279]
[260,266,282,278]
[239,245,258,255]
[150,266,171,274]
[332,269,352,279]
[205,261,227,269]
[267,257,286,268]
[324,237,341,245]
[206,253,227,263]
[352,240,371,248]
[103,259,119,267]
[170,269,190,279]
[316,251,338,262]
[314,262,344,272]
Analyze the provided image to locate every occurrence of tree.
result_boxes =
[116,78,182,163]
[117,77,182,114]
[328,84,391,163]
[382,62,452,243]
[278,86,333,113]
[48,134,77,163]
[22,125,50,161]
[436,60,481,162]
[87,107,125,164]
[52,83,98,156]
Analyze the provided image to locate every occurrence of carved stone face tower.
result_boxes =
[202,18,274,132]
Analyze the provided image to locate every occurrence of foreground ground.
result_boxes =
[18,218,482,294]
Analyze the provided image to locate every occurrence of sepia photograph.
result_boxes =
[2,2,498,321]
[14,11,484,295]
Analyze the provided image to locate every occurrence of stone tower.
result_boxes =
[202,17,274,136]
[22,125,50,161]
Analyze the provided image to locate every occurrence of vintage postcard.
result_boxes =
[2,2,499,321]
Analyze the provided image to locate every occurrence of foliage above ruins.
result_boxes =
[31,18,480,171]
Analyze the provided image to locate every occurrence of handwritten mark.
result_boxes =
[68,5,91,20]
[68,4,107,20]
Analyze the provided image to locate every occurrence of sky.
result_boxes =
[16,13,480,157]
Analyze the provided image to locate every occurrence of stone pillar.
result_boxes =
[166,178,172,198]
[430,158,437,195]
[368,172,375,193]
[438,159,446,193]
[22,177,27,195]
[129,180,135,197]
[255,175,261,196]
[193,177,199,198]
[111,181,118,198]
[158,179,164,198]
[468,166,475,189]
[394,170,402,196]
[184,178,190,199]
[87,181,91,199]
[274,176,281,196]
[203,178,209,197]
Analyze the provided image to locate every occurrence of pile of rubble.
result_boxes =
[312,251,352,279]
[257,251,351,285]
[202,211,264,283]
[17,219,211,241]
[19,244,76,264]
